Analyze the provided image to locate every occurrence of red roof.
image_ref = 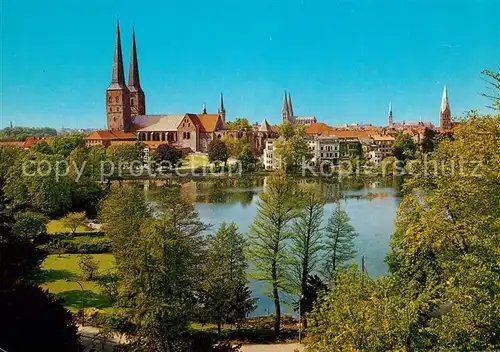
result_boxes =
[0,141,25,148]
[305,123,331,135]
[86,130,136,140]
[187,114,221,133]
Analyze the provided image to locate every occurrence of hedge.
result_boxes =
[40,234,112,254]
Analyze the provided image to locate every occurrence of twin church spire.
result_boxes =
[110,20,126,88]
[281,91,294,123]
[106,21,145,131]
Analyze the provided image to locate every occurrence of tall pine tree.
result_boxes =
[248,171,298,335]
[200,222,256,334]
[324,203,358,280]
[288,186,325,326]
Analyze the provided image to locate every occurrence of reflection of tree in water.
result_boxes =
[392,176,404,196]
[232,191,254,207]
[140,175,401,206]
[193,178,258,206]
[207,182,230,203]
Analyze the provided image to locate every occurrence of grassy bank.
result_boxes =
[46,219,98,235]
[38,254,115,312]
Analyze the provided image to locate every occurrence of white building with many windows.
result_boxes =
[307,136,340,165]
[263,139,278,170]
[263,136,342,170]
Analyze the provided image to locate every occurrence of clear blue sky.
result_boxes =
[1,0,499,129]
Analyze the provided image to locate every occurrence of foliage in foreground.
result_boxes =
[248,171,299,335]
[199,222,256,334]
[307,114,500,351]
[101,185,209,351]
[0,209,79,351]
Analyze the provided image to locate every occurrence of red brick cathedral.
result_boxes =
[105,22,145,131]
[85,21,275,152]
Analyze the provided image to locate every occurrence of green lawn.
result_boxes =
[46,219,97,235]
[38,254,115,312]
[182,154,210,168]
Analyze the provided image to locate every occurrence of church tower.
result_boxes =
[287,92,294,118]
[106,21,131,131]
[282,91,291,123]
[388,102,393,127]
[218,92,226,123]
[440,85,452,130]
[128,27,146,116]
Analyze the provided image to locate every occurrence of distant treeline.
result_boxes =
[0,127,58,141]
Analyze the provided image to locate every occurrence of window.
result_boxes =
[115,96,119,103]
[183,132,186,139]
[187,132,191,139]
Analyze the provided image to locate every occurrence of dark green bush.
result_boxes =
[40,234,111,254]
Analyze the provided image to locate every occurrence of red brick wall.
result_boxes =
[106,89,131,131]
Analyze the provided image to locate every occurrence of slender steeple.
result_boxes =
[110,20,126,88]
[282,91,290,123]
[202,102,207,114]
[287,92,294,117]
[440,85,452,130]
[218,92,226,123]
[106,20,131,131]
[388,102,393,126]
[128,27,141,91]
[128,26,146,116]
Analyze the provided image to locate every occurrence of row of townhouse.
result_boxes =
[262,134,395,170]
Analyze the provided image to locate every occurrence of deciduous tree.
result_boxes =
[275,122,312,172]
[106,143,142,167]
[4,152,73,215]
[61,211,86,235]
[236,143,256,172]
[12,211,47,243]
[31,140,54,154]
[156,144,182,167]
[77,253,98,280]
[100,185,208,350]
[50,135,86,157]
[224,117,252,131]
[391,133,417,161]
[208,139,229,166]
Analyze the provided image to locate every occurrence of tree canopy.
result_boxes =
[274,122,312,172]
[155,143,182,167]
[391,133,417,161]
[224,117,252,131]
[307,114,500,351]
[0,126,57,141]
[208,139,229,165]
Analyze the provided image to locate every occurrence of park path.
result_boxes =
[79,325,304,352]
[241,343,304,352]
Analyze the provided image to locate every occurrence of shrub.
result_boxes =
[40,234,112,254]
[61,212,87,235]
[96,273,119,304]
[77,254,98,280]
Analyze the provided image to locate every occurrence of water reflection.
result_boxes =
[139,176,402,317]
[142,176,403,206]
